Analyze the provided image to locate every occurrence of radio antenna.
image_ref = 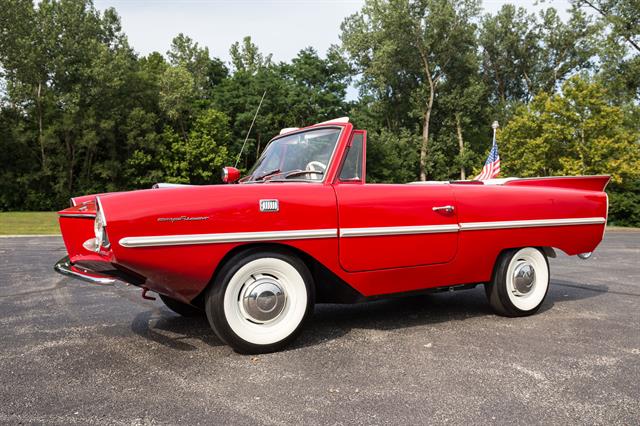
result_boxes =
[235,90,267,168]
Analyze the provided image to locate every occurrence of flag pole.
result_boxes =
[492,120,499,144]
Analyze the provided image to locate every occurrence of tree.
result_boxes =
[230,36,273,74]
[479,5,596,104]
[161,109,231,184]
[571,0,639,52]
[570,0,640,102]
[214,42,350,170]
[532,7,598,93]
[501,76,640,224]
[159,65,196,138]
[342,0,480,181]
[479,5,538,103]
[0,0,164,206]
[167,33,228,96]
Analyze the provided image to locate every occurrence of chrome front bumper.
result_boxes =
[54,256,116,285]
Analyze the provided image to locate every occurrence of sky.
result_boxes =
[93,0,574,63]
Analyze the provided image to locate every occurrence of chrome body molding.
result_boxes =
[119,228,339,248]
[59,213,96,219]
[117,217,606,248]
[340,224,459,238]
[96,196,107,226]
[54,256,115,285]
[459,217,606,231]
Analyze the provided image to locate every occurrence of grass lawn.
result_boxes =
[0,212,637,236]
[0,212,60,235]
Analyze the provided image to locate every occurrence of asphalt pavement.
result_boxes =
[0,233,638,425]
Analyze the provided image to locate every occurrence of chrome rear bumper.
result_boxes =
[54,256,116,285]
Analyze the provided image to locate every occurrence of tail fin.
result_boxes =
[505,175,610,192]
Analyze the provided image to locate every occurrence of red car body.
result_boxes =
[54,119,609,352]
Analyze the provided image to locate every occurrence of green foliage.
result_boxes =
[366,128,420,183]
[501,77,639,183]
[159,65,196,124]
[230,36,273,74]
[607,183,640,227]
[480,4,597,103]
[501,76,640,224]
[161,109,231,184]
[341,0,481,180]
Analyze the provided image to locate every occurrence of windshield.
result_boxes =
[246,127,341,182]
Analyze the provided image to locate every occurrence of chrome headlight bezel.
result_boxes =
[94,197,110,251]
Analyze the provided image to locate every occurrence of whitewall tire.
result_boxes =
[485,247,550,317]
[205,248,314,354]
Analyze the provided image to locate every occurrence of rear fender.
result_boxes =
[504,175,610,192]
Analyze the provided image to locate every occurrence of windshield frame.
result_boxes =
[243,125,345,184]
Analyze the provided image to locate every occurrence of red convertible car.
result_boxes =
[55,118,609,353]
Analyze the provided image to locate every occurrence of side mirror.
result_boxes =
[221,166,241,184]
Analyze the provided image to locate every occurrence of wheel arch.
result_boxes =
[189,242,363,309]
[489,246,555,283]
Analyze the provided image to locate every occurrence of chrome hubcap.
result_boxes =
[513,262,536,295]
[241,275,286,323]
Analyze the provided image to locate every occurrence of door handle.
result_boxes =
[432,205,455,213]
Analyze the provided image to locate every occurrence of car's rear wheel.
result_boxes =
[485,247,550,317]
[205,248,314,354]
[159,294,204,317]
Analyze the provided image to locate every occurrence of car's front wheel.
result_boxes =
[485,247,550,317]
[205,248,314,354]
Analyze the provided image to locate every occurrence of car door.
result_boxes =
[335,183,459,272]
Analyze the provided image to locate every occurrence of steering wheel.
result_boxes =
[305,161,327,174]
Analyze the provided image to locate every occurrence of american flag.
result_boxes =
[475,129,500,180]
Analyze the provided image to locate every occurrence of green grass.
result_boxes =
[0,212,60,235]
[0,211,637,236]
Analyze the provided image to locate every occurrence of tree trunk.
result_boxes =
[523,71,533,98]
[179,118,187,141]
[256,133,261,161]
[419,78,435,182]
[455,114,465,180]
[36,82,45,169]
[65,132,75,194]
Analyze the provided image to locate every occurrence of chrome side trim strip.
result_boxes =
[340,224,459,238]
[119,228,339,248]
[460,217,606,231]
[118,217,606,248]
[59,213,96,219]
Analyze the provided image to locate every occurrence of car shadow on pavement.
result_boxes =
[291,279,608,351]
[130,309,224,350]
[129,280,607,353]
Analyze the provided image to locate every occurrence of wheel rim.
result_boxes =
[505,248,549,311]
[223,257,307,345]
[240,274,287,323]
[512,262,536,295]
